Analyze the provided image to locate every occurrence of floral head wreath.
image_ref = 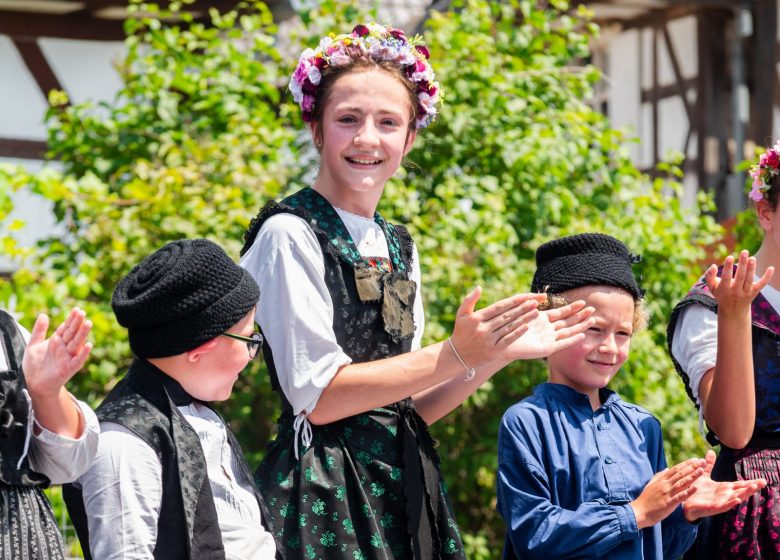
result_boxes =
[749,142,780,201]
[289,23,441,129]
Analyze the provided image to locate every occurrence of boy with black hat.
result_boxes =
[496,233,765,560]
[64,239,278,560]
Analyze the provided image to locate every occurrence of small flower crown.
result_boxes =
[289,23,441,129]
[749,142,780,201]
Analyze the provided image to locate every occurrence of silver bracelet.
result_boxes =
[447,337,476,381]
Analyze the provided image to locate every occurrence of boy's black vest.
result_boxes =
[0,310,50,488]
[64,359,282,560]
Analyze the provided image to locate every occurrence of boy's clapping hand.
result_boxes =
[630,458,706,529]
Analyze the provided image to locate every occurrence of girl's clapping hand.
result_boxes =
[23,308,93,400]
[705,250,774,316]
[682,450,767,522]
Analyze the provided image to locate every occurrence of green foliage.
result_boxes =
[0,0,721,557]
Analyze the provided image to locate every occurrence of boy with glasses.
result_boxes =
[64,239,279,560]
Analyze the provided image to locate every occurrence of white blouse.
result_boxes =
[671,280,780,432]
[75,403,276,560]
[240,209,424,416]
[240,209,424,457]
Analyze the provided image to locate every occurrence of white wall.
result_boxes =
[0,37,124,271]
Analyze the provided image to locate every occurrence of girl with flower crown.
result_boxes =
[668,143,780,558]
[240,22,594,559]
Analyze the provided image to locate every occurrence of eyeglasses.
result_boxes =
[220,331,264,359]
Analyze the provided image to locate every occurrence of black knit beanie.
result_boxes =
[112,239,260,358]
[531,233,644,300]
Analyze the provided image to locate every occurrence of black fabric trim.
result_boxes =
[666,293,719,446]
[395,224,416,270]
[666,293,717,410]
[0,310,49,488]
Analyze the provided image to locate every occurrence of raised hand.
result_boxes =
[23,308,93,400]
[705,250,774,316]
[630,458,705,529]
[503,300,595,360]
[682,450,766,522]
[449,287,548,368]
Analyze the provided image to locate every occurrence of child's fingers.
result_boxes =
[28,313,50,346]
[67,320,92,355]
[720,255,735,285]
[740,254,756,292]
[480,293,543,323]
[61,308,86,343]
[487,299,539,333]
[543,300,586,323]
[497,323,531,346]
[55,307,77,338]
[733,251,749,288]
[553,317,595,345]
[670,467,704,497]
[704,264,720,292]
[548,331,587,353]
[703,449,716,476]
[754,266,775,294]
[551,305,595,334]
[67,342,92,374]
[665,458,705,484]
[457,286,482,317]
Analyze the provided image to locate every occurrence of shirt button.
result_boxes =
[597,423,606,431]
[605,457,614,464]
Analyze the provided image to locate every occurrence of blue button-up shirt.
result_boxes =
[497,383,697,559]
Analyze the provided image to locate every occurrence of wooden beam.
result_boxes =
[0,10,125,41]
[11,37,68,102]
[661,25,693,124]
[0,138,47,160]
[749,0,775,147]
[652,25,659,165]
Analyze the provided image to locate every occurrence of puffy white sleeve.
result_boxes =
[28,397,99,483]
[671,304,718,430]
[240,213,352,415]
[76,423,163,559]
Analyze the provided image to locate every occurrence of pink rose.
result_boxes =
[301,94,315,112]
[416,45,430,59]
[767,149,780,168]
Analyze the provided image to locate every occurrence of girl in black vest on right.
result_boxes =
[240,22,595,560]
[669,141,780,558]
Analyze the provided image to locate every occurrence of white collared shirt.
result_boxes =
[75,402,276,559]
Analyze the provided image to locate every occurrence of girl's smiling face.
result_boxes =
[547,285,635,408]
[311,67,416,215]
